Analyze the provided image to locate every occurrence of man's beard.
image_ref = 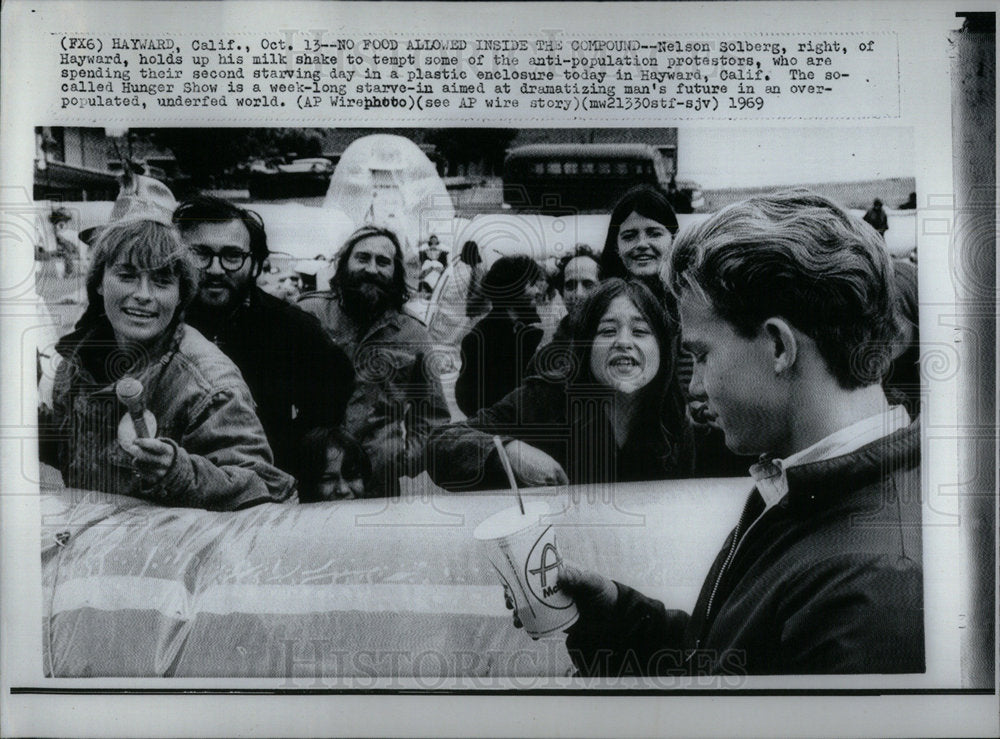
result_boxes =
[340,271,397,325]
[195,273,253,311]
[187,273,254,333]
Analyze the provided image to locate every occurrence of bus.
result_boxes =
[502,143,703,213]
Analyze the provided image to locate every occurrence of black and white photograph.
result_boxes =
[1,2,996,737]
[30,123,927,675]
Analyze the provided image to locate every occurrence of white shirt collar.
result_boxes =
[750,405,912,508]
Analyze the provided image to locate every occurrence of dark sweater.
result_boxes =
[566,420,924,675]
[186,287,354,473]
[430,376,694,490]
[455,308,544,417]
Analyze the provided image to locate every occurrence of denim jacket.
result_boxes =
[297,292,451,495]
[44,320,296,510]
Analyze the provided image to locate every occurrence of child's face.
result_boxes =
[317,447,365,501]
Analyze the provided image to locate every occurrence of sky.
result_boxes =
[679,127,915,189]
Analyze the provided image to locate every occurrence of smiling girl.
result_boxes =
[40,218,295,510]
[428,279,693,489]
[600,185,679,304]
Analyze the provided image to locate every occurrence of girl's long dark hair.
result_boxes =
[533,278,693,476]
[600,185,679,281]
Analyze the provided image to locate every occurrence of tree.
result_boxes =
[424,129,518,176]
[133,128,326,187]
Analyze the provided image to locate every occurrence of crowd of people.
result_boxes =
[37,173,924,674]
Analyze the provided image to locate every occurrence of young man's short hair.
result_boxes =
[669,189,899,389]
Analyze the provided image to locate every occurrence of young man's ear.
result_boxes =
[763,317,798,374]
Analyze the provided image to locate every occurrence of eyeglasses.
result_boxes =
[190,246,252,272]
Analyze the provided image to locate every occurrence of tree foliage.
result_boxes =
[424,128,517,176]
[132,128,325,186]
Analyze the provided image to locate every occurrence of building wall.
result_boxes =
[59,128,113,171]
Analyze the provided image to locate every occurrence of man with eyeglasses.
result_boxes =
[174,195,354,474]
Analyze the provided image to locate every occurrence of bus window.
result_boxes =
[502,143,687,212]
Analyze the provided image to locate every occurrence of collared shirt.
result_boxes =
[749,404,912,509]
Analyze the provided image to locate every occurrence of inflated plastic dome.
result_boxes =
[323,134,454,260]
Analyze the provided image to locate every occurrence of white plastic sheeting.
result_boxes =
[41,479,746,680]
[323,134,455,260]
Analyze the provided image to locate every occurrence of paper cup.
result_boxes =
[474,501,578,637]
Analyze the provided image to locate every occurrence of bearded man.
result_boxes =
[297,226,450,496]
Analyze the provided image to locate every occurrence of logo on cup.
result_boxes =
[525,527,571,607]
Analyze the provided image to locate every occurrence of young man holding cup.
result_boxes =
[559,190,923,676]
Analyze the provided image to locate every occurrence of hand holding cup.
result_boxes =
[475,501,578,638]
[558,563,619,625]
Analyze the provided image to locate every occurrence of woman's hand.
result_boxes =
[503,440,569,486]
[125,437,176,485]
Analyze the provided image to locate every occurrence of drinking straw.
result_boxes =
[492,435,525,515]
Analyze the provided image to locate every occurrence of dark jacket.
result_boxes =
[186,286,354,473]
[455,308,544,417]
[429,376,694,490]
[296,291,451,495]
[41,320,295,510]
[566,420,924,675]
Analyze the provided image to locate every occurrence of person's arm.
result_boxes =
[777,554,924,673]
[426,385,522,490]
[427,380,569,490]
[139,383,296,510]
[454,328,480,417]
[399,346,452,476]
[292,315,355,432]
[37,362,68,470]
[560,567,691,677]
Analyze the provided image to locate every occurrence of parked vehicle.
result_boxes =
[502,143,704,213]
[248,157,335,199]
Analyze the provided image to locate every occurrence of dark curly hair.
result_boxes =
[173,195,269,278]
[551,244,602,296]
[600,185,679,281]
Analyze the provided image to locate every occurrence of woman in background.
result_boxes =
[601,185,751,476]
[600,185,680,307]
